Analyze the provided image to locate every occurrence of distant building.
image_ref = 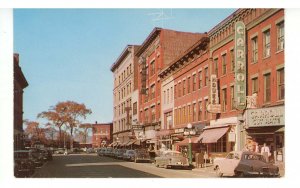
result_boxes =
[14,53,28,150]
[92,122,113,148]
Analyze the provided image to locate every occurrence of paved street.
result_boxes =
[32,154,217,178]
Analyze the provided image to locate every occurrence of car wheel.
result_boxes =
[235,171,245,177]
[215,166,223,177]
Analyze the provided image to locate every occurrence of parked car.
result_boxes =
[154,150,190,169]
[116,149,126,159]
[104,147,113,156]
[123,150,136,161]
[134,149,151,163]
[214,151,280,177]
[39,149,52,161]
[54,148,65,154]
[86,148,95,153]
[14,150,35,177]
[29,149,45,167]
[97,148,106,156]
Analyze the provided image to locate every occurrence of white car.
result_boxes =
[214,151,279,177]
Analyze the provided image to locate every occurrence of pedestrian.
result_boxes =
[198,152,204,168]
[254,142,260,153]
[261,143,271,162]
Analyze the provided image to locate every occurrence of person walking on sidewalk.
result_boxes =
[261,143,271,162]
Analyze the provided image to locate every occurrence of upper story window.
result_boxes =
[129,64,132,74]
[174,85,177,99]
[277,68,284,100]
[199,71,202,89]
[133,102,137,115]
[183,80,186,96]
[178,82,181,97]
[151,84,155,99]
[252,77,258,95]
[187,77,191,94]
[222,54,227,75]
[264,73,271,103]
[251,36,258,63]
[263,29,271,58]
[222,88,227,112]
[150,60,155,76]
[230,49,235,71]
[204,68,209,86]
[193,74,196,91]
[277,21,284,51]
[213,58,218,77]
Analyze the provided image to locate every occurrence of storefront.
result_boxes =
[245,106,285,163]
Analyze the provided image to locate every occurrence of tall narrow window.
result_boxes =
[167,89,169,104]
[151,107,155,123]
[214,58,218,77]
[150,60,155,76]
[277,22,284,51]
[133,102,137,115]
[151,84,155,99]
[193,74,196,91]
[178,82,181,97]
[204,99,208,120]
[222,88,227,112]
[252,37,258,63]
[205,68,209,86]
[230,86,234,110]
[230,48,235,71]
[222,54,227,75]
[174,85,177,99]
[198,101,202,121]
[252,77,258,95]
[264,73,271,103]
[263,30,271,58]
[193,103,196,122]
[199,71,202,89]
[187,77,191,93]
[277,68,285,100]
[170,87,173,102]
[163,91,166,104]
[183,80,186,96]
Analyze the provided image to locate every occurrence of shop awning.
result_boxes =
[108,142,114,147]
[126,140,135,146]
[198,127,229,144]
[156,129,175,137]
[133,140,141,146]
[175,137,200,146]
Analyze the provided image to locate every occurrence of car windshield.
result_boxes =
[165,152,183,157]
[243,154,265,161]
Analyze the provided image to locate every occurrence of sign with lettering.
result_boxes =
[234,21,246,110]
[246,106,285,127]
[132,125,143,130]
[208,74,221,113]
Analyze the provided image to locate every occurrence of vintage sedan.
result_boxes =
[123,150,136,161]
[154,150,190,169]
[214,151,280,177]
[14,150,35,177]
[134,149,151,163]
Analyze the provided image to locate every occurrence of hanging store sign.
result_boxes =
[246,106,285,127]
[208,74,221,113]
[234,21,246,110]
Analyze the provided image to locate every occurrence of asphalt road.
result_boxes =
[32,154,217,178]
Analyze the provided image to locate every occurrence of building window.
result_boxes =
[198,101,202,121]
[187,105,191,123]
[277,22,284,51]
[150,60,155,76]
[230,86,234,110]
[151,85,155,100]
[230,48,235,71]
[183,80,186,96]
[199,71,202,89]
[151,107,155,123]
[204,68,209,86]
[252,36,258,63]
[192,75,196,91]
[167,89,169,104]
[133,102,137,115]
[182,107,185,124]
[264,73,271,103]
[263,29,271,58]
[178,82,181,97]
[163,90,166,104]
[214,58,218,77]
[204,99,208,120]
[145,109,149,123]
[222,88,227,112]
[222,54,227,75]
[277,68,284,100]
[145,89,149,102]
[187,77,191,93]
[174,85,177,99]
[129,64,132,73]
[252,77,258,95]
[193,103,196,122]
[170,87,173,102]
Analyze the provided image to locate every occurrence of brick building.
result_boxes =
[158,36,210,151]
[92,122,113,148]
[135,27,204,149]
[110,45,140,146]
[14,53,28,150]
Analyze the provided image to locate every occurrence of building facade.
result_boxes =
[135,27,204,150]
[111,45,140,145]
[92,122,113,148]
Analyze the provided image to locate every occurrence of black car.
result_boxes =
[14,150,35,177]
[29,149,44,167]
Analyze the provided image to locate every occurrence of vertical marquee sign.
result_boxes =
[234,21,246,110]
[207,74,221,113]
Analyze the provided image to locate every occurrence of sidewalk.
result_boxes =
[191,162,215,173]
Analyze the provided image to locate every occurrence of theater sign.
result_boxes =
[234,21,246,110]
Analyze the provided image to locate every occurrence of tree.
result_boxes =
[56,101,92,151]
[37,103,70,147]
[23,120,47,146]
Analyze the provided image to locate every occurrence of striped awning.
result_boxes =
[198,127,229,143]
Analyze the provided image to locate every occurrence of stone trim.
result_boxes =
[250,73,259,79]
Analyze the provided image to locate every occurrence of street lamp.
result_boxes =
[184,123,196,165]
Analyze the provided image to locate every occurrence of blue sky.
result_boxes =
[14,9,235,125]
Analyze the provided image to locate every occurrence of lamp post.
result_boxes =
[184,123,196,165]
